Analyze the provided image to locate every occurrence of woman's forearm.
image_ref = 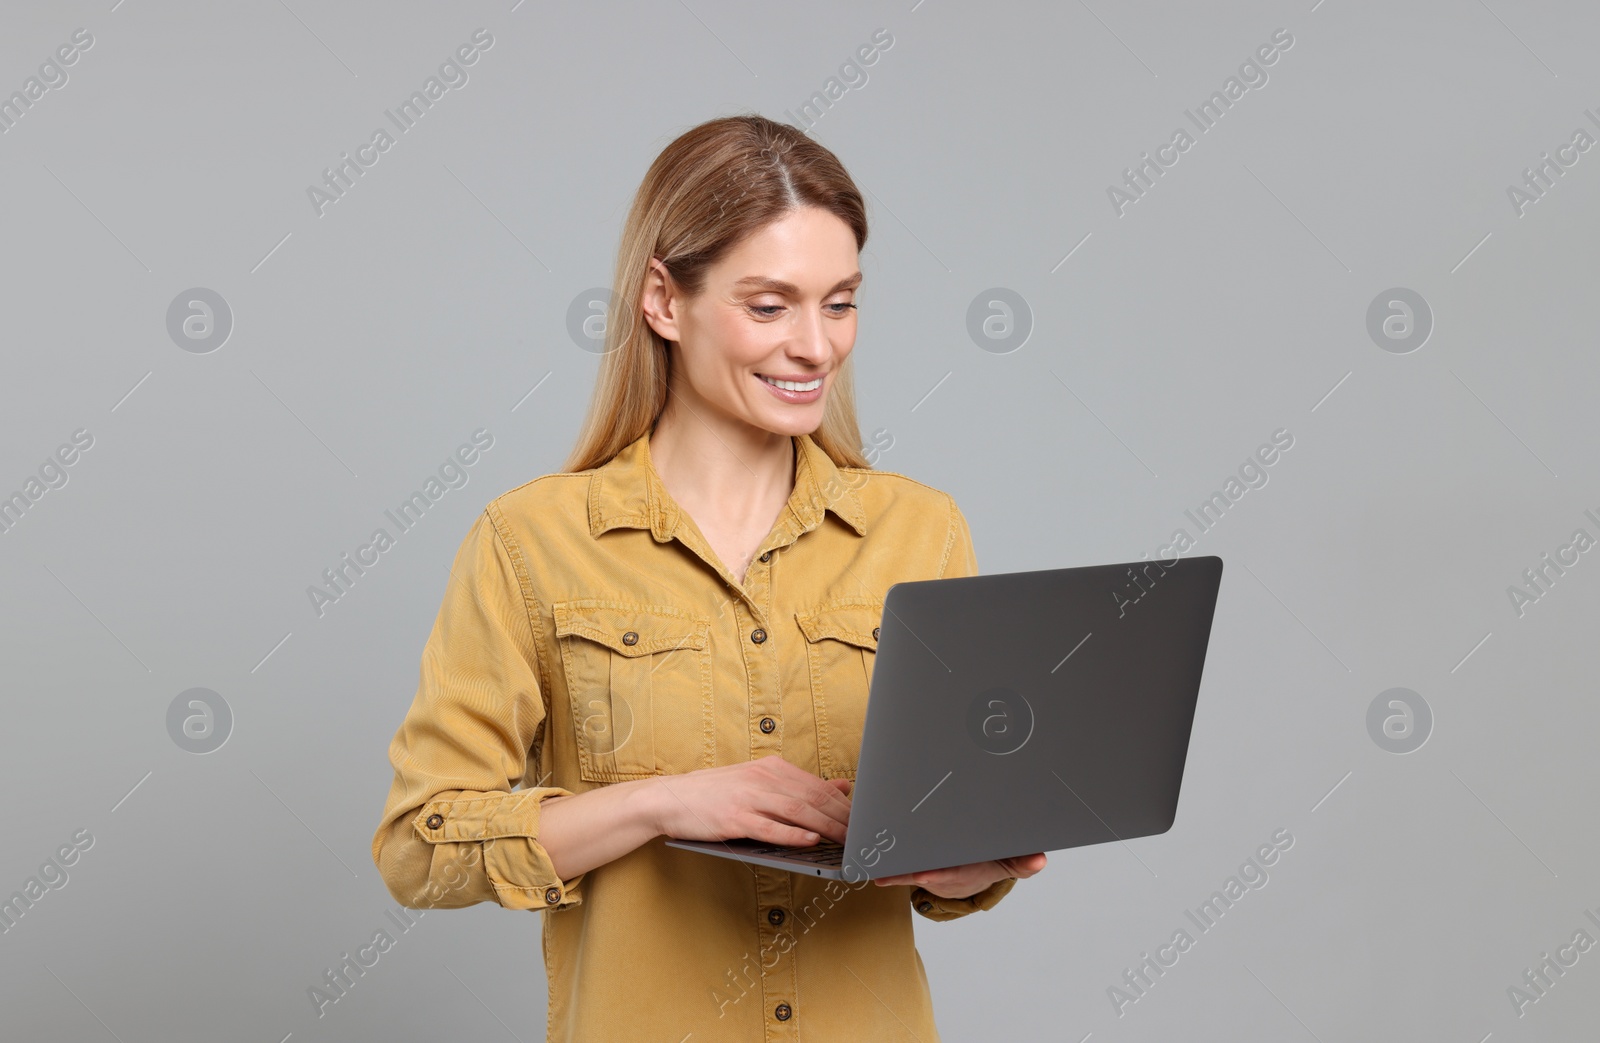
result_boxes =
[538,777,666,880]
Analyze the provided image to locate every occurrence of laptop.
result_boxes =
[665,555,1224,881]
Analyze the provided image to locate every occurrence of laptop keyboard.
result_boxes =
[742,840,846,866]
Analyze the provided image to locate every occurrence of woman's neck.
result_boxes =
[650,407,794,512]
[648,406,798,581]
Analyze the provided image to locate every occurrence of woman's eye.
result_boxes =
[746,302,857,318]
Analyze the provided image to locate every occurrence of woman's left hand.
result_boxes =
[872,852,1047,899]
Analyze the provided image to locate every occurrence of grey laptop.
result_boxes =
[666,555,1224,881]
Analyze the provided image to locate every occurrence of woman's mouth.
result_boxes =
[758,374,822,391]
[755,372,824,402]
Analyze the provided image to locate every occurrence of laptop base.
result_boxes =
[665,837,863,880]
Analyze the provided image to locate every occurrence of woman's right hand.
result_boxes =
[649,754,853,847]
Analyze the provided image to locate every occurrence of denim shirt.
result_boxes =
[372,426,1015,1042]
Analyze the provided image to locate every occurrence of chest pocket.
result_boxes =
[553,601,712,782]
[795,597,882,780]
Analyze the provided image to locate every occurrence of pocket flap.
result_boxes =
[795,599,881,650]
[553,601,708,657]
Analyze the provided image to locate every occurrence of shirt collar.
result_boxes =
[587,427,868,543]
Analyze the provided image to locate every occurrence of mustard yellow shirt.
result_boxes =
[372,426,1016,1042]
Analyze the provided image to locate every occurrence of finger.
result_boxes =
[750,788,850,843]
[820,783,853,822]
[795,776,855,829]
[877,868,967,894]
[790,767,855,821]
[874,867,940,887]
[998,853,1047,877]
[741,818,831,848]
[803,783,853,826]
[758,758,854,825]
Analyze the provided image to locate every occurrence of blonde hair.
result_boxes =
[563,113,871,473]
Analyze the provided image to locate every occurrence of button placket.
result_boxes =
[741,569,783,757]
[752,869,798,1038]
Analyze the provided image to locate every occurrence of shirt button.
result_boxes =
[767,907,786,926]
[750,628,767,644]
[621,631,639,646]
[425,813,443,830]
[871,627,880,640]
[774,1002,792,1021]
[759,717,776,734]
[545,887,562,905]
[917,900,934,913]
[759,551,771,562]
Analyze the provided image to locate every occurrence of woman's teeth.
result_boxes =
[760,374,822,391]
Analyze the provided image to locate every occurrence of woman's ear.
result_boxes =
[640,257,681,343]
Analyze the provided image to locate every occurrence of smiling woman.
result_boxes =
[635,205,862,479]
[372,113,1043,1043]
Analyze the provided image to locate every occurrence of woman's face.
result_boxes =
[644,206,860,439]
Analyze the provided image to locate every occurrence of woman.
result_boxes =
[372,113,1046,1042]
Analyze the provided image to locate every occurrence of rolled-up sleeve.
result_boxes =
[911,877,1017,921]
[915,494,1020,921]
[371,508,584,913]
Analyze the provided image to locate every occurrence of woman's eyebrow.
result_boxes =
[732,272,863,294]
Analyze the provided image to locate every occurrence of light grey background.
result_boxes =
[2,1,1597,1040]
